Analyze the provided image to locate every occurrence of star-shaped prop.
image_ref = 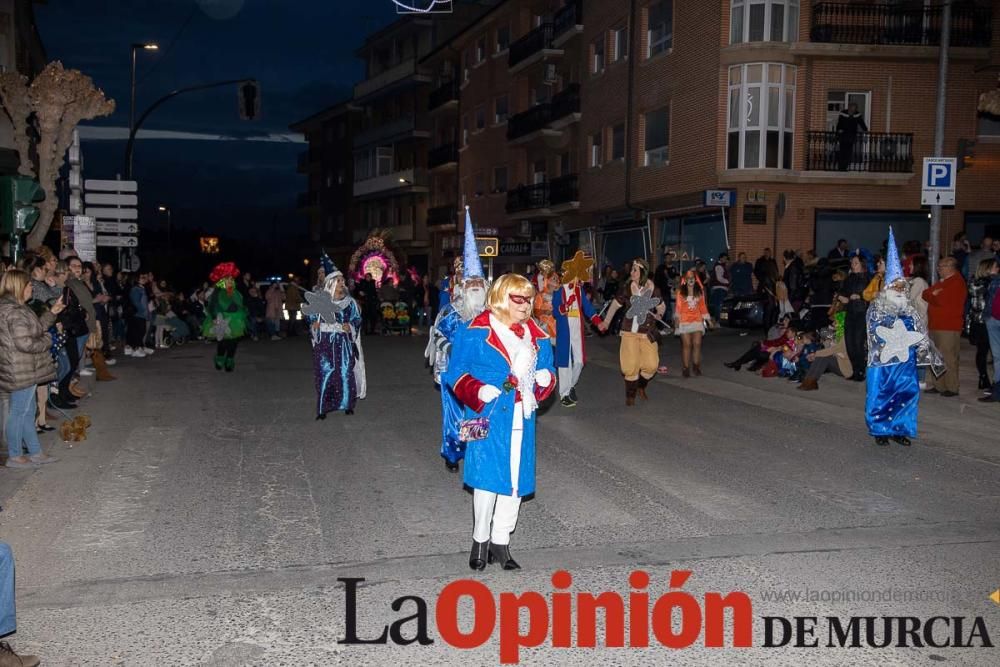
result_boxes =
[875,318,925,364]
[561,250,594,285]
[626,293,662,320]
[211,314,231,342]
[301,289,340,323]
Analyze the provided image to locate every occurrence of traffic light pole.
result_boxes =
[929,0,951,283]
[124,78,255,179]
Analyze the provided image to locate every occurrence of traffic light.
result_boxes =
[957,137,976,171]
[0,175,45,236]
[238,80,260,121]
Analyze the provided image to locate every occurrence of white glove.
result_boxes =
[535,369,552,387]
[477,385,502,404]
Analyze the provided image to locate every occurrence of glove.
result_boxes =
[535,369,552,387]
[478,385,502,404]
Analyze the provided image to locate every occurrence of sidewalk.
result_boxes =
[583,326,1000,464]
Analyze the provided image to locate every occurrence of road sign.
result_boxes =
[96,221,138,234]
[476,237,499,257]
[704,189,736,207]
[84,179,137,192]
[73,217,97,261]
[84,192,138,206]
[84,207,138,220]
[97,234,139,248]
[921,157,956,206]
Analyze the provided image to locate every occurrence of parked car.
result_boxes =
[719,293,766,329]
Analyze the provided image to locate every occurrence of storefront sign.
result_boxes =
[499,241,531,256]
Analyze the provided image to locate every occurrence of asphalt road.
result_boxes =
[1,329,998,666]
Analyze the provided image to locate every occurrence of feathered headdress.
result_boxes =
[209,262,240,283]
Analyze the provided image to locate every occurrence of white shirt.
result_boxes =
[490,313,538,417]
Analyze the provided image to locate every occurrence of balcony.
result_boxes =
[354,58,432,102]
[553,0,583,47]
[429,81,459,113]
[428,142,458,171]
[297,191,318,209]
[427,203,458,228]
[353,114,429,149]
[507,104,553,141]
[509,23,562,73]
[810,2,992,48]
[548,83,581,128]
[548,173,579,209]
[353,168,429,199]
[806,131,914,173]
[506,182,550,215]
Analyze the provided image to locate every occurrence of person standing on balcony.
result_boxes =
[836,102,868,171]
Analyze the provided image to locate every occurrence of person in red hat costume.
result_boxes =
[202,262,248,372]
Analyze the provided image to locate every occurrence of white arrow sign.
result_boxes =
[96,221,138,234]
[85,207,138,220]
[97,235,139,248]
[85,179,138,192]
[84,192,138,206]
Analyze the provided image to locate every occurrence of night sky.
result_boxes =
[36,0,397,247]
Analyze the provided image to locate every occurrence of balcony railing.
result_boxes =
[810,2,992,48]
[507,104,552,140]
[549,83,580,123]
[427,204,457,227]
[428,143,458,169]
[506,182,550,213]
[549,173,579,206]
[805,131,913,173]
[354,58,426,100]
[509,23,555,69]
[553,0,583,41]
[429,81,459,111]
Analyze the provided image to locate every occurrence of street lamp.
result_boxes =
[129,43,159,176]
[158,205,171,254]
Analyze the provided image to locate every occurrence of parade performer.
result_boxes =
[551,251,601,407]
[674,269,713,377]
[304,255,366,418]
[532,259,558,339]
[865,227,941,447]
[202,262,248,372]
[599,258,666,405]
[425,207,490,472]
[444,273,555,571]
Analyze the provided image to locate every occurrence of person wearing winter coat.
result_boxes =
[265,282,285,340]
[0,270,64,468]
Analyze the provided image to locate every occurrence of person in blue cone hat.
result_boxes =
[864,226,941,446]
[425,207,490,472]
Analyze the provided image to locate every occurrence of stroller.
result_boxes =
[380,301,412,336]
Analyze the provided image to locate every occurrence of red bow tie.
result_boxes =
[509,323,525,337]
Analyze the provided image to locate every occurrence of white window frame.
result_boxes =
[647,0,673,58]
[611,25,629,62]
[726,63,796,170]
[730,0,800,45]
[592,35,605,74]
[644,108,670,166]
[590,131,603,168]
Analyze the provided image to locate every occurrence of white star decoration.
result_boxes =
[211,314,231,342]
[626,293,662,320]
[875,318,924,364]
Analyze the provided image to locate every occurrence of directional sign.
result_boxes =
[921,157,956,206]
[84,192,138,206]
[96,221,138,234]
[85,179,137,192]
[85,207,138,220]
[97,235,139,248]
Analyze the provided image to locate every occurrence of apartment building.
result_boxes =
[290,102,362,265]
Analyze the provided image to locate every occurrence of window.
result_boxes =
[730,1,799,45]
[590,131,603,167]
[493,165,508,193]
[376,146,393,175]
[826,91,870,132]
[533,159,547,184]
[644,108,669,165]
[461,114,470,146]
[612,25,629,62]
[648,0,673,57]
[496,24,511,53]
[978,113,1000,138]
[592,36,605,74]
[476,36,487,64]
[612,123,626,160]
[475,106,486,131]
[336,214,345,232]
[463,49,472,83]
[727,63,796,169]
[494,95,509,124]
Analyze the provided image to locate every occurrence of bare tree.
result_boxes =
[0,61,115,248]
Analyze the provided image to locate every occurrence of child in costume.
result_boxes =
[444,273,556,571]
[202,262,248,372]
[532,259,558,339]
[551,251,602,407]
[305,255,366,418]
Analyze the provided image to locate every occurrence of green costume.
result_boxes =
[203,287,248,371]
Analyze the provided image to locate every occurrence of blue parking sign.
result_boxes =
[921,158,956,206]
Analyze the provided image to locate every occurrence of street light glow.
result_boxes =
[143,43,159,50]
[158,205,168,212]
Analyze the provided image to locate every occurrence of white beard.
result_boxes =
[884,289,909,312]
[458,286,486,320]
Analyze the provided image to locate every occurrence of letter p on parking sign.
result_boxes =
[921,158,956,206]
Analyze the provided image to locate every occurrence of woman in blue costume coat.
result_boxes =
[308,260,366,419]
[444,274,556,571]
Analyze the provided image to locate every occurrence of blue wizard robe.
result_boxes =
[310,298,364,415]
[444,311,556,497]
[433,304,471,465]
[865,313,920,438]
[551,283,601,368]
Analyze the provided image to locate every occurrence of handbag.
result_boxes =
[459,395,499,442]
[60,288,89,338]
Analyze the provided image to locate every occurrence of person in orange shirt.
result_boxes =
[532,259,558,340]
[673,269,712,377]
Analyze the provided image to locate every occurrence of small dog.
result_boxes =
[59,415,92,445]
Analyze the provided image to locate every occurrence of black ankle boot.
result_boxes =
[874,436,890,446]
[892,436,912,446]
[445,460,459,473]
[979,374,991,390]
[487,543,521,570]
[469,540,489,571]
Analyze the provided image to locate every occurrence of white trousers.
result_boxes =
[558,315,584,397]
[472,405,523,545]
